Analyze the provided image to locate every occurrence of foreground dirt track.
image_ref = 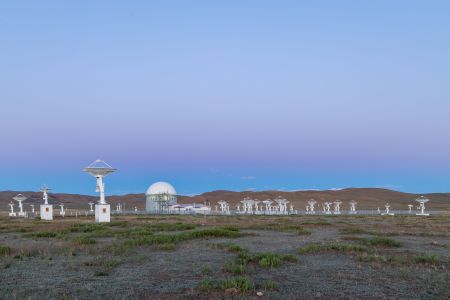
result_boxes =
[0,215,449,299]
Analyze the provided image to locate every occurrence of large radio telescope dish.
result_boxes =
[83,159,116,177]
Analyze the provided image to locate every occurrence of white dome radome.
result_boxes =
[146,182,177,196]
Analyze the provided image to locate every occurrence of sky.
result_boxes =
[1,1,450,195]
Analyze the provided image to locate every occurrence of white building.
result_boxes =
[168,203,211,214]
[145,182,177,212]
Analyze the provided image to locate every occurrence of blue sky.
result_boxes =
[1,1,449,195]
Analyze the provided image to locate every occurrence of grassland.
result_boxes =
[0,214,449,299]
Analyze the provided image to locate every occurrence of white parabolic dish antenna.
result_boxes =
[415,196,429,204]
[83,159,116,205]
[83,159,116,177]
[13,194,27,202]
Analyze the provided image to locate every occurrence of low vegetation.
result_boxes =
[197,276,254,293]
[298,242,367,254]
[0,245,11,256]
[248,223,311,235]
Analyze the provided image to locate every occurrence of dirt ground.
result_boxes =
[0,214,449,299]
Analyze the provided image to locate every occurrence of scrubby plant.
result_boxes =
[0,245,11,256]
[261,279,278,290]
[357,253,387,263]
[197,278,217,292]
[106,221,128,227]
[200,265,212,275]
[256,253,299,268]
[29,231,57,238]
[365,237,402,248]
[413,254,439,265]
[340,227,366,234]
[224,261,245,275]
[298,242,367,254]
[147,222,196,232]
[156,243,176,251]
[70,224,106,233]
[220,276,254,292]
[73,235,96,245]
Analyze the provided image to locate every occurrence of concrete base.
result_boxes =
[40,205,53,220]
[18,212,26,217]
[416,213,429,216]
[9,212,16,217]
[381,213,395,216]
[95,204,110,223]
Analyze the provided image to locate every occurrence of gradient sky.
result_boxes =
[1,1,449,195]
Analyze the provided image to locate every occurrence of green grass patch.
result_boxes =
[249,223,311,235]
[236,251,254,265]
[209,243,245,253]
[69,224,106,233]
[365,237,402,248]
[0,245,11,256]
[28,231,58,238]
[106,221,128,227]
[224,261,245,275]
[357,253,387,263]
[147,222,197,232]
[198,278,217,292]
[257,252,298,268]
[220,276,254,292]
[413,254,439,265]
[261,279,278,290]
[301,221,332,226]
[73,235,96,245]
[340,227,366,234]
[298,242,367,254]
[155,243,177,251]
[122,227,243,250]
[200,265,212,275]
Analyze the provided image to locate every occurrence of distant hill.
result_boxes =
[0,188,449,211]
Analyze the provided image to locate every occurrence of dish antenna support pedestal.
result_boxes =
[415,196,430,216]
[83,159,116,223]
[13,194,27,217]
[40,185,53,220]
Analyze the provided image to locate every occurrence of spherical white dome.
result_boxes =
[146,182,177,195]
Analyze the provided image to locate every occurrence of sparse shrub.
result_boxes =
[357,253,387,263]
[258,253,283,268]
[301,221,332,226]
[282,254,299,263]
[366,237,402,248]
[227,244,245,253]
[198,278,217,292]
[107,221,128,227]
[298,243,323,254]
[220,276,254,292]
[200,265,212,275]
[70,224,105,233]
[224,261,245,275]
[93,270,109,276]
[296,228,312,235]
[73,236,96,245]
[237,251,254,265]
[256,253,297,268]
[261,279,278,290]
[250,223,310,234]
[156,243,176,251]
[413,254,439,265]
[298,242,367,254]
[340,227,366,234]
[0,245,11,256]
[147,222,196,232]
[29,231,57,238]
